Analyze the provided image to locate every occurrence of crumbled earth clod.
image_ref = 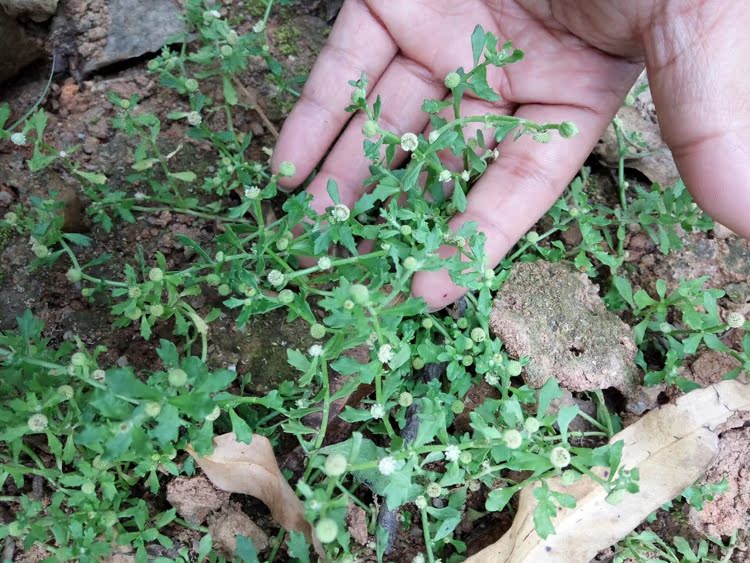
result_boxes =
[166,475,230,525]
[207,502,269,557]
[490,261,642,404]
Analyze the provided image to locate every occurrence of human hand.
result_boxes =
[272,0,750,310]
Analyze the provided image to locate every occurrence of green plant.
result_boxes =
[0,2,745,562]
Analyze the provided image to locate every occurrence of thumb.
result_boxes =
[645,3,750,238]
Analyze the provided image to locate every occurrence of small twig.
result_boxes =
[231,76,280,138]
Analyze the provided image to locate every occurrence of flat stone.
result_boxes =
[490,261,642,403]
[0,0,58,20]
[82,0,185,74]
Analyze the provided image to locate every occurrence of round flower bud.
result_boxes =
[370,403,386,419]
[58,385,74,400]
[144,401,162,417]
[119,99,131,110]
[526,231,540,244]
[559,121,579,138]
[101,511,118,527]
[398,392,413,408]
[267,269,284,287]
[127,307,142,321]
[403,256,418,271]
[523,417,541,434]
[66,268,83,283]
[415,495,428,510]
[502,429,523,450]
[450,400,465,414]
[421,318,434,330]
[92,369,106,382]
[343,299,354,310]
[470,327,486,343]
[252,20,266,33]
[3,211,18,225]
[278,161,296,177]
[315,518,338,544]
[308,344,324,357]
[444,72,461,89]
[330,203,351,223]
[33,245,49,258]
[205,273,221,286]
[461,354,473,367]
[275,237,289,251]
[310,323,326,339]
[549,446,571,469]
[226,30,239,45]
[27,413,49,432]
[149,304,164,317]
[507,360,523,376]
[457,318,469,329]
[400,224,412,236]
[460,451,473,465]
[412,357,425,370]
[278,289,295,304]
[205,406,221,421]
[317,256,332,270]
[377,344,394,364]
[727,312,746,329]
[362,120,379,138]
[324,453,348,477]
[400,132,419,152]
[425,482,443,498]
[149,268,164,282]
[349,284,370,305]
[218,284,231,296]
[10,132,27,146]
[71,352,88,367]
[186,111,202,126]
[167,368,188,387]
[127,286,141,300]
[533,131,550,144]
[185,78,199,92]
[438,169,452,183]
[220,45,233,57]
[81,481,96,495]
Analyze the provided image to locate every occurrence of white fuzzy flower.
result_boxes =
[58,150,68,158]
[370,403,386,419]
[415,495,428,510]
[308,344,323,357]
[400,132,419,152]
[378,456,397,476]
[186,111,202,126]
[460,170,470,182]
[444,445,461,462]
[134,192,146,201]
[317,256,332,270]
[267,269,284,287]
[412,555,426,563]
[10,132,26,146]
[244,185,261,199]
[727,312,746,329]
[329,203,350,223]
[438,170,452,183]
[377,344,394,364]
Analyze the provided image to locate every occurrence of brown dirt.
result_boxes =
[166,475,230,525]
[208,501,269,556]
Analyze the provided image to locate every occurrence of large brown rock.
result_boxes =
[0,12,45,83]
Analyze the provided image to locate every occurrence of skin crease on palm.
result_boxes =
[272,0,750,311]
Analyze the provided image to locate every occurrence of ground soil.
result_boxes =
[1,1,749,561]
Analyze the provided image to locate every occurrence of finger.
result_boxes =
[411,102,630,310]
[271,0,397,187]
[644,6,750,238]
[305,56,444,215]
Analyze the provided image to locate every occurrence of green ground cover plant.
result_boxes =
[0,1,747,561]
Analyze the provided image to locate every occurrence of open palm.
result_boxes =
[273,0,750,310]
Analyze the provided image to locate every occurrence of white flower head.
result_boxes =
[378,456,397,476]
[244,185,261,199]
[267,269,284,287]
[10,132,27,146]
[727,312,746,329]
[370,403,386,419]
[460,170,470,182]
[308,344,323,357]
[329,203,350,223]
[444,445,461,462]
[253,20,266,33]
[317,256,332,270]
[438,170,452,183]
[413,555,426,563]
[550,446,571,469]
[58,150,68,158]
[377,344,394,364]
[400,132,419,152]
[134,191,146,201]
[186,111,202,126]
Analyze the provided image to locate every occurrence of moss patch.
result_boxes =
[274,22,301,57]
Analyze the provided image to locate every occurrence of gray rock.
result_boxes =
[0,11,45,83]
[82,0,185,74]
[0,0,58,21]
[490,261,646,408]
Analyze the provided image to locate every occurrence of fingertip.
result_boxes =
[411,269,466,312]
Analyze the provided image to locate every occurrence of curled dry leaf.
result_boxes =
[467,380,750,563]
[187,432,322,555]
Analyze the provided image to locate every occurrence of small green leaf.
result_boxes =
[471,25,486,66]
[169,171,196,182]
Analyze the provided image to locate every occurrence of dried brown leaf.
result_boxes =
[187,433,321,554]
[468,380,750,563]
